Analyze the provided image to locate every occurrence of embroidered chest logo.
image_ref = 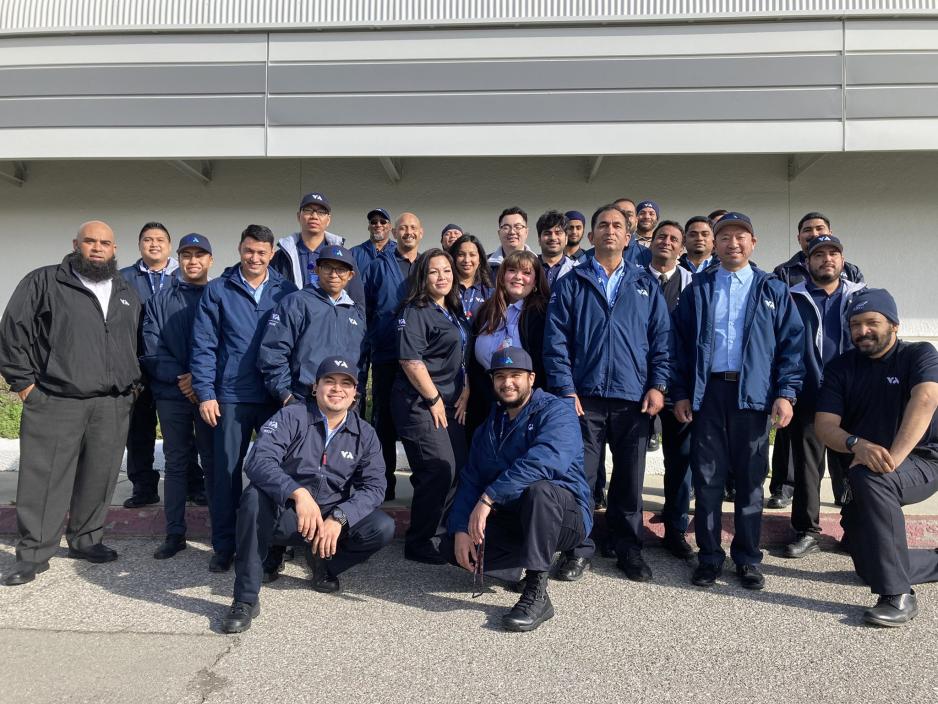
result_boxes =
[397,318,407,329]
[886,377,900,385]
[261,421,278,434]
[340,450,354,460]
[268,313,281,327]
[120,299,130,306]
[763,298,776,310]
[636,286,649,297]
[349,317,358,326]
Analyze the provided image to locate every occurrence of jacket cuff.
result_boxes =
[9,378,36,393]
[280,480,303,507]
[195,387,216,402]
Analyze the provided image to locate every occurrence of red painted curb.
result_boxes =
[1,505,936,548]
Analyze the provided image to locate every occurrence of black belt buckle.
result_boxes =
[712,371,739,382]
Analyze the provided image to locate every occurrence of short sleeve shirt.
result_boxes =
[397,302,468,403]
[817,340,938,460]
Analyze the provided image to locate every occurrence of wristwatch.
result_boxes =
[423,393,442,408]
[781,396,797,407]
[330,508,348,527]
[651,384,668,395]
[845,435,860,452]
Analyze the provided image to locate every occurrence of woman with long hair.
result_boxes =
[448,234,493,321]
[392,248,470,563]
[466,249,549,438]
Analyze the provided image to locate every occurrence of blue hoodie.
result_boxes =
[544,262,671,401]
[190,265,297,404]
[447,388,592,535]
[362,247,412,365]
[141,277,206,402]
[257,285,367,402]
[670,266,805,412]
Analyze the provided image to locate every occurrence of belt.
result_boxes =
[710,371,740,382]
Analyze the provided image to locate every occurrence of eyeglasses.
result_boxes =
[317,263,352,276]
[369,218,389,226]
[499,224,527,233]
[301,207,329,217]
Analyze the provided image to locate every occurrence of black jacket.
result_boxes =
[0,255,141,398]
[773,251,864,288]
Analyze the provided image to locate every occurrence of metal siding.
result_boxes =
[847,52,938,84]
[846,86,938,118]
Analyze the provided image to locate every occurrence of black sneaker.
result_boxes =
[736,563,765,590]
[502,570,554,632]
[617,552,653,582]
[209,552,233,573]
[304,547,340,593]
[662,531,695,559]
[153,534,187,560]
[692,562,722,587]
[221,600,260,634]
[123,492,160,508]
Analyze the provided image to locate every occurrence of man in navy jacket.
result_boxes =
[544,204,670,583]
[671,212,805,590]
[191,225,297,572]
[445,348,591,632]
[222,357,394,634]
[141,234,215,559]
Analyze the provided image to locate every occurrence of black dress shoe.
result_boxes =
[662,531,695,559]
[502,571,554,632]
[617,552,653,582]
[67,543,118,563]
[123,492,160,508]
[187,489,208,506]
[404,546,446,565]
[2,561,49,586]
[736,564,765,590]
[692,562,721,587]
[784,533,820,559]
[766,493,792,509]
[209,552,233,573]
[553,556,590,582]
[221,600,260,634]
[647,435,661,452]
[153,534,187,560]
[863,592,918,627]
[304,547,340,593]
[594,490,607,510]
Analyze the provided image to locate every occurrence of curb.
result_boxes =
[1,506,936,548]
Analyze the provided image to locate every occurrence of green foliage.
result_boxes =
[0,381,22,439]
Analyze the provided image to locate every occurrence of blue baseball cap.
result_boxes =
[806,234,843,257]
[713,211,753,235]
[315,356,357,383]
[176,233,212,255]
[316,245,354,270]
[489,347,534,374]
[441,223,464,237]
[299,192,332,213]
[636,200,660,217]
[367,207,391,222]
[847,288,899,325]
[564,210,586,225]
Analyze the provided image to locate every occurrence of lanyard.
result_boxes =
[435,303,467,354]
[459,284,479,318]
[147,267,168,295]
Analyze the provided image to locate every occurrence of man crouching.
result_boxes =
[221,357,395,633]
[445,347,593,632]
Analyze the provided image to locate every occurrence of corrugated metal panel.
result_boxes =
[1,0,937,34]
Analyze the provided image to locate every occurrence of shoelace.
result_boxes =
[471,538,485,598]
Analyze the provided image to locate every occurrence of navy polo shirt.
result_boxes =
[817,340,938,461]
[396,301,468,403]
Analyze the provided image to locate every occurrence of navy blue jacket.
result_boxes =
[362,247,411,365]
[447,388,592,535]
[352,238,396,277]
[257,286,367,402]
[544,262,671,402]
[670,266,806,412]
[119,258,179,305]
[141,278,206,402]
[190,265,297,404]
[244,403,386,527]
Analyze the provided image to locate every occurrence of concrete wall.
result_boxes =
[0,151,933,337]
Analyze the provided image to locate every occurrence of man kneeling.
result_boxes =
[222,357,395,634]
[445,348,592,632]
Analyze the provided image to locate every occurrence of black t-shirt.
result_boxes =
[396,301,467,403]
[817,340,938,460]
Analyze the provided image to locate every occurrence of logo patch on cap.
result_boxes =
[333,359,349,368]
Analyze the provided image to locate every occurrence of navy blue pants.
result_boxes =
[371,362,399,496]
[233,484,395,604]
[155,400,214,536]
[660,409,692,535]
[210,401,278,556]
[578,397,649,559]
[842,456,938,595]
[690,379,770,568]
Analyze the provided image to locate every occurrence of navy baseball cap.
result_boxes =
[315,356,357,383]
[847,288,899,325]
[299,192,331,213]
[316,245,354,270]
[489,347,534,374]
[806,234,843,257]
[713,212,753,235]
[564,210,586,225]
[441,223,464,237]
[177,233,212,255]
[636,200,660,217]
[367,207,391,222]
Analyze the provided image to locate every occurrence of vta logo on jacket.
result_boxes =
[268,313,281,327]
[348,317,359,326]
[120,299,130,306]
[635,286,649,297]
[886,376,900,384]
[397,318,407,329]
[261,420,279,434]
[340,450,354,460]
[763,298,776,310]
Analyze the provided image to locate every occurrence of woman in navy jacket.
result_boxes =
[448,234,493,321]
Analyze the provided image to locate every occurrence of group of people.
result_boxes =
[0,193,936,635]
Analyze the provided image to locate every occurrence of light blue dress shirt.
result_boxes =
[712,264,754,373]
[238,267,269,304]
[474,299,524,369]
[589,256,626,305]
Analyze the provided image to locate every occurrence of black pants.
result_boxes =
[768,425,795,500]
[841,456,938,595]
[371,362,399,495]
[392,387,466,555]
[155,400,214,536]
[579,397,649,559]
[789,406,851,535]
[126,384,204,496]
[660,409,692,534]
[443,480,586,580]
[233,484,395,604]
[690,379,770,568]
[16,390,134,563]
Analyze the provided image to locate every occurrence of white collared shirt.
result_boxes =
[73,270,113,318]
